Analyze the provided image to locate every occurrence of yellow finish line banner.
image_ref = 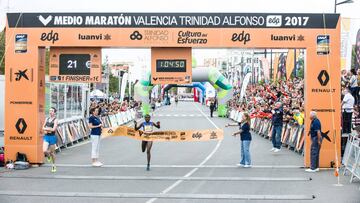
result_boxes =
[103,126,223,141]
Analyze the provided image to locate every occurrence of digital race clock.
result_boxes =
[156,59,186,72]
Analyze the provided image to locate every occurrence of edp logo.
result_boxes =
[231,31,251,45]
[266,15,282,27]
[40,30,59,44]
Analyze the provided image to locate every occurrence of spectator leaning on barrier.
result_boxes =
[293,107,304,126]
[306,111,322,173]
[270,102,283,153]
[342,87,354,135]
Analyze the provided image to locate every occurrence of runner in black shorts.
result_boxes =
[134,114,160,171]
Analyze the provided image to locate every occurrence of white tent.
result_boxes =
[90,89,106,98]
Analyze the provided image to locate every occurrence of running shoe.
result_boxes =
[47,156,53,164]
[273,148,281,153]
[92,162,103,167]
[305,168,318,173]
[244,165,252,168]
[270,148,276,152]
[236,163,245,167]
[51,165,57,173]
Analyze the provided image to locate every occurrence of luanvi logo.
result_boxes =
[271,34,305,41]
[15,118,27,134]
[78,33,111,40]
[231,31,251,45]
[317,70,329,86]
[130,31,142,40]
[210,131,218,139]
[40,30,59,44]
[38,15,53,26]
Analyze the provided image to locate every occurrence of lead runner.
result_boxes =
[134,114,160,171]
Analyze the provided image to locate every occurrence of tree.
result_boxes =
[45,48,50,75]
[0,30,5,75]
[109,74,119,93]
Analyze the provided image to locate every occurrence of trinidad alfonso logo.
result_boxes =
[38,15,53,26]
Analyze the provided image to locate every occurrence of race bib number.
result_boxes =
[144,125,153,133]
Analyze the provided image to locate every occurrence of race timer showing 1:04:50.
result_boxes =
[156,59,186,72]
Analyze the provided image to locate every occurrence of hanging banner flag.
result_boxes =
[272,54,279,81]
[120,72,128,102]
[103,126,223,141]
[260,57,270,81]
[285,49,295,80]
[240,72,252,102]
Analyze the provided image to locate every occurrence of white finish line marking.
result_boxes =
[0,191,315,200]
[42,164,305,169]
[0,175,311,181]
[146,103,223,203]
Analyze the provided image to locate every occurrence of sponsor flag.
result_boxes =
[272,54,279,81]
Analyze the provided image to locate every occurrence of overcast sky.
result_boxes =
[1,0,359,66]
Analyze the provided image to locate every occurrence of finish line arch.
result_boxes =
[134,67,233,116]
[5,13,340,168]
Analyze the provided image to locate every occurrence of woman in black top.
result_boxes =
[42,107,58,173]
[89,107,103,167]
[226,112,252,167]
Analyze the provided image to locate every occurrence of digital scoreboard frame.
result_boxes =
[49,47,101,83]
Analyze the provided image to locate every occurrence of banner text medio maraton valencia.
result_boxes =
[53,15,264,26]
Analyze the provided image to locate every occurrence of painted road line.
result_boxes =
[0,175,312,181]
[0,191,315,200]
[146,103,223,203]
[42,164,305,168]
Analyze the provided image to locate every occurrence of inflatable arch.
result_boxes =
[134,67,233,117]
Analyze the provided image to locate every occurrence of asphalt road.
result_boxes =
[0,102,359,203]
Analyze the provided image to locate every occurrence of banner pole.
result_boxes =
[333,130,343,186]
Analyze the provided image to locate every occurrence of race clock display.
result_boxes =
[156,59,186,72]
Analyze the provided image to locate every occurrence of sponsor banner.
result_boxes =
[317,35,330,55]
[7,13,339,29]
[15,34,27,53]
[103,126,223,141]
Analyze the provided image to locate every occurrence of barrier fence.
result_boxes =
[229,110,305,154]
[342,133,360,187]
[54,109,136,151]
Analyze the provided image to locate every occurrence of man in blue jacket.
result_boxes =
[270,102,283,153]
[306,111,322,172]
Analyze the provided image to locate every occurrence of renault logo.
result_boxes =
[317,70,329,86]
[15,118,27,134]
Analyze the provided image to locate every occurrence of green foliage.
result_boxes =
[45,48,50,75]
[109,74,119,93]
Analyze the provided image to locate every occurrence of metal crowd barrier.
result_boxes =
[229,109,305,154]
[55,109,136,150]
[342,133,360,187]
